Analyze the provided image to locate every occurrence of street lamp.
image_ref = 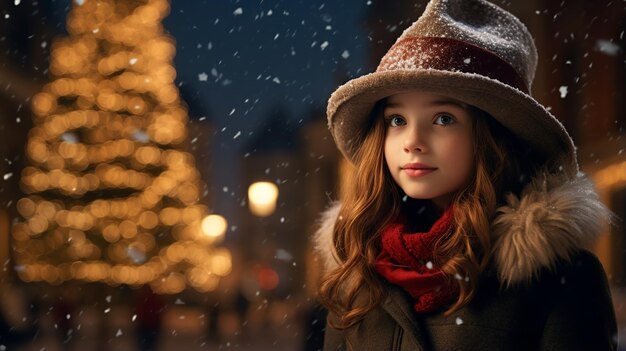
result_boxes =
[201,214,227,241]
[248,181,279,217]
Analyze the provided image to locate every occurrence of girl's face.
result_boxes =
[383,91,475,208]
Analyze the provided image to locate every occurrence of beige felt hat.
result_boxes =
[327,0,577,174]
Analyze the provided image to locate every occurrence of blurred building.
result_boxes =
[238,106,328,298]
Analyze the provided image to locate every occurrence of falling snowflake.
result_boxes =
[116,329,123,337]
[456,317,463,325]
[14,0,20,5]
[233,7,243,15]
[595,39,621,56]
[198,72,208,81]
[129,57,138,65]
[341,50,350,59]
[275,249,293,261]
[426,261,433,269]
[127,246,146,263]
[61,132,79,143]
[272,77,281,84]
[320,41,329,50]
[75,0,85,5]
[3,173,12,180]
[559,86,568,98]
[132,130,150,143]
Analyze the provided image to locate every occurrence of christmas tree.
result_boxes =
[12,0,230,294]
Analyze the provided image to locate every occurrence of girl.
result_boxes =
[315,0,618,350]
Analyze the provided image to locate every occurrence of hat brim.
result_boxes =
[327,69,577,172]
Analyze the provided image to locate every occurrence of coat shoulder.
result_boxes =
[536,249,610,289]
[531,249,618,349]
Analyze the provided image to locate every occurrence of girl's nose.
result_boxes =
[403,128,427,153]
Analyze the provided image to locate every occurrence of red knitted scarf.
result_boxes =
[374,206,459,313]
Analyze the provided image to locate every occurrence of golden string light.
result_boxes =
[13,0,229,294]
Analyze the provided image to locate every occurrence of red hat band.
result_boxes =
[377,36,530,95]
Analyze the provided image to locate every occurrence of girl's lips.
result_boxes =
[402,168,437,177]
[402,162,434,169]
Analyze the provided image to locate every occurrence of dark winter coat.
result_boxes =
[315,174,618,350]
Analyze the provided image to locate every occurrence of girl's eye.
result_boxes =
[387,115,406,127]
[434,114,456,126]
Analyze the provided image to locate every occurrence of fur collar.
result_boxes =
[313,172,610,287]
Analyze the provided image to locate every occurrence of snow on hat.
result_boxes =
[327,0,578,175]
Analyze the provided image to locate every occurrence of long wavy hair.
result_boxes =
[318,101,544,329]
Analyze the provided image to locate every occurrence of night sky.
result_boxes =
[161,1,371,222]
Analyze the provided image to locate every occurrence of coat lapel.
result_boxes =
[381,284,431,350]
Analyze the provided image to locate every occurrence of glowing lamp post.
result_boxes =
[248,182,279,217]
[201,214,227,241]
